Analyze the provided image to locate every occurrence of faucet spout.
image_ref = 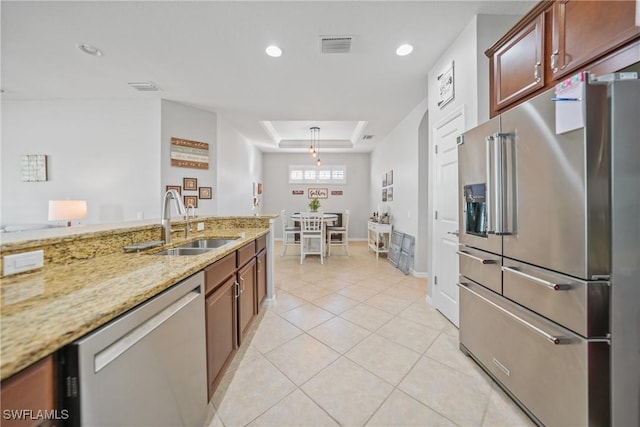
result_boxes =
[161,189,186,243]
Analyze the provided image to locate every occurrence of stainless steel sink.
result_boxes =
[154,239,236,255]
[155,247,214,256]
[177,239,236,249]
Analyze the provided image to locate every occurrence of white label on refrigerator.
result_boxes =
[554,72,585,134]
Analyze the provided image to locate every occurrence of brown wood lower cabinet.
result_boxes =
[237,258,257,346]
[204,274,237,400]
[0,356,56,427]
[203,234,269,400]
[256,250,267,312]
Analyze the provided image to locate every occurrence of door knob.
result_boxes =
[448,231,460,237]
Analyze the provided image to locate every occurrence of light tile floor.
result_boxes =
[205,242,535,427]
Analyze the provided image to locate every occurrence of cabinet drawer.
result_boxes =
[502,258,609,337]
[457,245,501,294]
[205,252,237,295]
[237,242,255,268]
[459,280,609,427]
[255,234,267,254]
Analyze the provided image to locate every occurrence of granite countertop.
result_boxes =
[0,227,269,380]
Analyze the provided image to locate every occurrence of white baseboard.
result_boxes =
[410,269,428,279]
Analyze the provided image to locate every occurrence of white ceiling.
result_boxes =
[1,1,534,153]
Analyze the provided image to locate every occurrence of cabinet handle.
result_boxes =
[457,250,496,264]
[501,266,571,291]
[257,259,262,273]
[534,61,541,83]
[550,49,559,73]
[240,276,245,293]
[235,281,240,299]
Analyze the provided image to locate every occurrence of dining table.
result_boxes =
[290,212,338,256]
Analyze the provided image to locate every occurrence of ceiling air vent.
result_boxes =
[362,134,374,140]
[320,36,352,54]
[128,81,160,92]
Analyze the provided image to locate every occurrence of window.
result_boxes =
[289,165,347,184]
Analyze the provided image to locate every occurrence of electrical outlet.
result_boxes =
[197,222,205,231]
[3,250,44,276]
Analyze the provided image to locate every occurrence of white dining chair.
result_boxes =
[299,211,324,264]
[281,209,300,256]
[327,209,350,256]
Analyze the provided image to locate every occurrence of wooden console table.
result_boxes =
[367,221,392,259]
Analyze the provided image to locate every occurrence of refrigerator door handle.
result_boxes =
[458,281,571,345]
[485,135,494,233]
[501,266,572,291]
[457,250,496,264]
[493,133,503,234]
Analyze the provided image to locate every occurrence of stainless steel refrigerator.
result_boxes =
[457,72,639,426]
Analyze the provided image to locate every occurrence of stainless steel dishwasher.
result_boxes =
[61,272,207,427]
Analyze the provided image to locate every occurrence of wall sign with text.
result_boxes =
[171,137,210,169]
[308,188,328,199]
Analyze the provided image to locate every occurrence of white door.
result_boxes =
[431,107,465,326]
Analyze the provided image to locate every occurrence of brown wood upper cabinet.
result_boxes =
[488,13,545,113]
[486,0,640,116]
[550,0,640,79]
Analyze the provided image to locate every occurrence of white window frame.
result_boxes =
[289,165,347,184]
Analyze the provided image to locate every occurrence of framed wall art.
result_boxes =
[308,188,328,199]
[382,188,387,202]
[387,170,393,186]
[183,177,198,191]
[171,137,210,169]
[166,185,182,195]
[383,174,387,187]
[437,61,455,108]
[199,187,212,199]
[184,195,198,208]
[387,186,394,201]
[21,154,48,182]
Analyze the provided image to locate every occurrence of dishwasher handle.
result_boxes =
[94,286,201,373]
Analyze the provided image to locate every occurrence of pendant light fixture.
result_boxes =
[309,126,321,166]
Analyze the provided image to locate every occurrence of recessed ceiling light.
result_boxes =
[266,45,282,58]
[78,43,103,56]
[396,44,413,57]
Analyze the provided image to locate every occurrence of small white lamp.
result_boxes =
[48,200,87,227]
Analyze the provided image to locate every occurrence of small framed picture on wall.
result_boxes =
[184,195,198,208]
[199,187,212,199]
[166,185,181,195]
[183,177,198,191]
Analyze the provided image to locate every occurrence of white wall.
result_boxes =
[370,99,428,275]
[426,14,522,296]
[161,100,217,216]
[216,115,263,216]
[1,99,161,225]
[262,153,370,239]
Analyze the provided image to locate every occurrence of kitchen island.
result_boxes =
[0,215,276,381]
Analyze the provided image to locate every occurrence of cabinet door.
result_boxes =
[492,14,545,112]
[237,258,257,345]
[0,356,55,427]
[551,0,640,79]
[256,250,267,312]
[205,275,237,400]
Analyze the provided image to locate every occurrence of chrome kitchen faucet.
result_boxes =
[161,189,187,244]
